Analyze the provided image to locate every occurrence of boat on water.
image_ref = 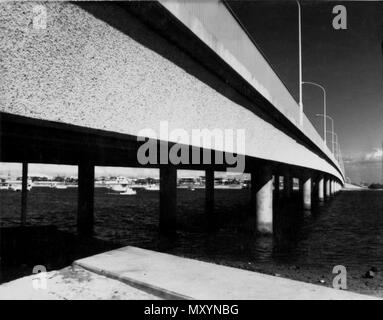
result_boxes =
[110,184,129,192]
[8,183,32,191]
[144,184,160,191]
[119,187,137,195]
[54,184,68,189]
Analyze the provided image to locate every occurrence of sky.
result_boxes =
[1,1,382,183]
[228,0,383,184]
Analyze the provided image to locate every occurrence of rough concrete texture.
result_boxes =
[0,1,341,180]
[74,246,379,300]
[0,265,161,300]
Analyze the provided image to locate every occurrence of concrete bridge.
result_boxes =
[0,1,344,236]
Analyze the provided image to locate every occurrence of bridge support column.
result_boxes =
[160,166,177,235]
[317,176,324,202]
[205,168,215,230]
[274,175,280,199]
[283,171,293,199]
[325,178,331,198]
[77,161,94,236]
[251,165,273,234]
[302,175,312,211]
[298,178,303,200]
[21,162,28,226]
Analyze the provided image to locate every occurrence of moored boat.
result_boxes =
[119,187,137,195]
[54,184,68,189]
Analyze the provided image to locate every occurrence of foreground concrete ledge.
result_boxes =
[0,265,160,300]
[74,246,379,300]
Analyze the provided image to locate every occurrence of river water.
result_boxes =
[1,187,383,295]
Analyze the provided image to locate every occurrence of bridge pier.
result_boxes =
[302,174,312,211]
[251,165,273,234]
[317,175,324,202]
[21,162,28,226]
[159,166,177,235]
[77,161,95,236]
[283,171,293,199]
[325,177,331,198]
[274,175,281,199]
[205,168,215,231]
[298,177,303,201]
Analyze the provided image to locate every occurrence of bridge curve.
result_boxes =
[157,0,344,182]
[0,1,344,235]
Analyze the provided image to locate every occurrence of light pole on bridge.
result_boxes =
[326,130,339,162]
[302,81,327,146]
[297,0,303,127]
[317,113,335,155]
[296,2,343,178]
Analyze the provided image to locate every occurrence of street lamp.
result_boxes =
[334,133,339,161]
[337,144,344,174]
[326,130,339,161]
[302,81,327,146]
[297,0,303,126]
[317,113,334,154]
[334,133,339,162]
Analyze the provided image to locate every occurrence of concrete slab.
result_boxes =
[74,246,379,300]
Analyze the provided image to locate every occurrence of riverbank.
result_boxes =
[1,188,383,297]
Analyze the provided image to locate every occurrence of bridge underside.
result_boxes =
[1,112,342,236]
[1,112,337,177]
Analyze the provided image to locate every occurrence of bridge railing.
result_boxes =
[160,0,344,179]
